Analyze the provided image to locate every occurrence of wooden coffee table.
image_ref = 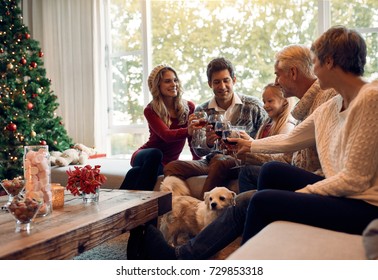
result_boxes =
[0,189,171,260]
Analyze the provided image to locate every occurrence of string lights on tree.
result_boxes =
[0,0,73,179]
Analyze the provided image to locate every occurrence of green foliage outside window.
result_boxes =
[108,0,378,156]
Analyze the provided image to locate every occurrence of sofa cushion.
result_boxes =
[52,158,238,198]
[51,158,131,189]
[227,221,365,260]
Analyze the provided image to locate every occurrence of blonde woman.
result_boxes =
[120,65,199,190]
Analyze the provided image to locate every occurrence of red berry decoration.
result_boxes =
[38,50,44,57]
[27,102,34,110]
[40,140,47,145]
[30,62,37,68]
[20,57,27,65]
[6,123,17,131]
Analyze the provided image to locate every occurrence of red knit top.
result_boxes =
[131,100,200,166]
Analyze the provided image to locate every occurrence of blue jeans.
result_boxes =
[119,148,163,191]
[242,161,378,243]
[238,164,261,193]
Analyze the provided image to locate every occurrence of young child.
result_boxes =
[255,83,295,139]
[237,83,295,193]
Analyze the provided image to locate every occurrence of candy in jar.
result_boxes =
[23,145,52,216]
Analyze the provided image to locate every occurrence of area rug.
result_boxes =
[73,232,129,260]
[73,232,241,260]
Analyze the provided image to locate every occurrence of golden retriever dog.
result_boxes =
[159,176,236,246]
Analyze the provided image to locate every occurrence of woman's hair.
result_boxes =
[274,44,315,80]
[311,25,366,76]
[206,57,235,82]
[149,65,189,126]
[256,83,293,139]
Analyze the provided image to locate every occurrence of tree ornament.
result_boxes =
[40,140,47,145]
[30,131,37,137]
[38,50,44,57]
[0,48,4,53]
[30,62,37,68]
[32,93,38,98]
[26,102,33,110]
[19,57,26,65]
[37,88,42,93]
[6,123,17,131]
[7,63,13,70]
[25,33,30,39]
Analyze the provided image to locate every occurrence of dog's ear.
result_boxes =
[203,192,210,204]
[231,191,237,206]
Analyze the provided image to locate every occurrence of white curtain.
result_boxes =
[21,0,107,152]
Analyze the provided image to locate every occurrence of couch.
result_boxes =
[50,157,238,199]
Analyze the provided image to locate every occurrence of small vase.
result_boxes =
[82,187,100,204]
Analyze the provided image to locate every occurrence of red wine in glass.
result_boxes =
[215,130,223,137]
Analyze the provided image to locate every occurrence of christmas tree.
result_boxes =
[0,0,73,179]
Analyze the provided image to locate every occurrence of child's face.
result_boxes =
[262,88,285,120]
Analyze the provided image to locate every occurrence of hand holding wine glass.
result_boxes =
[191,110,208,129]
[206,112,224,150]
[223,126,243,167]
[215,120,231,159]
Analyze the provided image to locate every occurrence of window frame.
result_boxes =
[103,0,378,156]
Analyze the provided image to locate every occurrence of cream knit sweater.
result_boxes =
[250,81,378,206]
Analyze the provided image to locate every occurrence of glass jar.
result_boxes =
[23,145,52,216]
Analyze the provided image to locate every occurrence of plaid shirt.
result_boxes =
[193,93,267,157]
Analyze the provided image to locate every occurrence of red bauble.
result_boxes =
[30,62,37,68]
[32,93,38,98]
[38,50,44,57]
[40,140,47,145]
[25,33,31,39]
[0,48,4,53]
[6,123,17,131]
[20,57,27,65]
[27,102,34,110]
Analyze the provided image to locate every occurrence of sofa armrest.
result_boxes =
[227,221,365,260]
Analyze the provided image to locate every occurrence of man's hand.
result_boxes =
[205,124,219,147]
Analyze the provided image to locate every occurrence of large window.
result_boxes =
[104,0,378,157]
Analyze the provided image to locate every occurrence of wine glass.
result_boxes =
[207,112,224,151]
[223,126,244,168]
[1,177,25,211]
[215,120,231,159]
[7,194,42,233]
[191,110,208,129]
